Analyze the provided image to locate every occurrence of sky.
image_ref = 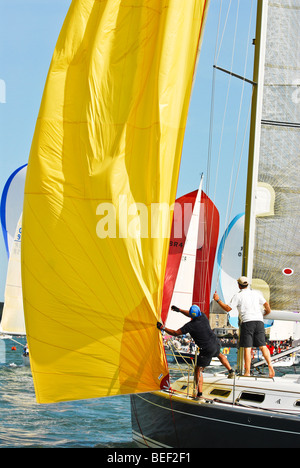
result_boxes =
[0,0,257,302]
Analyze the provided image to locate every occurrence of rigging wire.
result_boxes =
[201,0,230,312]
[204,0,256,301]
[205,0,233,197]
[215,0,255,291]
[205,0,226,196]
[210,0,240,214]
[204,0,238,301]
[222,0,254,228]
[164,337,194,377]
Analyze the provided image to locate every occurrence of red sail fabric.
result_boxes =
[161,190,219,322]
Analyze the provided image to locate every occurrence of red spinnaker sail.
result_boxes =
[161,190,219,322]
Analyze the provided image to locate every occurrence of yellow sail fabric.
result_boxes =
[22,0,209,404]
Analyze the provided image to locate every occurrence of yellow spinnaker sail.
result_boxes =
[22,0,209,404]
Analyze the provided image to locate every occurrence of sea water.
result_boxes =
[0,336,134,448]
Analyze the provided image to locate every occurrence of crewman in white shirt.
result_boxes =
[213,276,275,378]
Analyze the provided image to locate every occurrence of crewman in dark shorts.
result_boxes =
[213,276,275,378]
[157,305,234,400]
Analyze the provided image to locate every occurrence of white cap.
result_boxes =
[237,276,249,286]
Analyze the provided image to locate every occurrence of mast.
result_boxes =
[238,0,269,374]
[243,0,268,281]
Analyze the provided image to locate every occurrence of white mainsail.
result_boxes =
[244,0,300,323]
[0,214,25,335]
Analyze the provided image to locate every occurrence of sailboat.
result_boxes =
[131,0,300,448]
[20,0,300,448]
[0,213,29,365]
[0,214,25,336]
[162,176,219,329]
[162,178,221,364]
[1,167,29,364]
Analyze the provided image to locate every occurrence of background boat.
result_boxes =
[0,167,28,364]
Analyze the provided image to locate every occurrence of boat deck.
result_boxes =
[166,372,300,414]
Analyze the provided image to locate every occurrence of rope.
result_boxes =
[219,0,255,265]
[203,0,238,303]
[165,338,203,399]
[165,337,195,375]
[130,395,150,448]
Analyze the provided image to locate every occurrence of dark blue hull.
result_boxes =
[131,391,300,448]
